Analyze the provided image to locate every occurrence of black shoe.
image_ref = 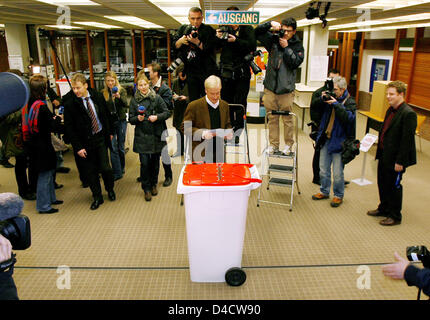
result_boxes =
[108,190,116,201]
[56,167,70,173]
[90,198,104,210]
[114,175,123,181]
[55,183,63,189]
[21,192,36,201]
[0,160,14,168]
[151,186,158,196]
[136,177,142,183]
[81,183,89,188]
[345,180,350,185]
[163,177,172,187]
[39,208,59,214]
[52,200,64,205]
[144,191,152,201]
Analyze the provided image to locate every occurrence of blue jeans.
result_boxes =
[319,143,344,199]
[36,169,56,211]
[110,120,127,179]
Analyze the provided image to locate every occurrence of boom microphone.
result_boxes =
[0,72,30,118]
[0,193,24,222]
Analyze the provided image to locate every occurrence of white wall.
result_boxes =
[359,49,394,93]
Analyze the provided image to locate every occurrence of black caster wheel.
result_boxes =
[225,267,246,286]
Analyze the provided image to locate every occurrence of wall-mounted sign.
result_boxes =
[205,10,259,25]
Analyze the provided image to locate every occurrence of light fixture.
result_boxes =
[45,25,82,29]
[251,0,309,21]
[104,16,163,29]
[148,1,199,24]
[36,0,100,5]
[74,22,121,29]
[353,0,430,10]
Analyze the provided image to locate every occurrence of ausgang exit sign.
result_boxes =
[205,10,260,25]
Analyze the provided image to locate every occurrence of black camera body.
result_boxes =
[272,29,286,43]
[407,245,430,269]
[243,50,263,75]
[184,25,199,38]
[322,78,335,101]
[218,25,233,41]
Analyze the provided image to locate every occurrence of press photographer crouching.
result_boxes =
[0,193,32,300]
[309,69,340,185]
[383,246,430,299]
[215,6,257,144]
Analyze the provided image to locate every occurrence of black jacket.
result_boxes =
[310,86,328,127]
[255,21,304,94]
[376,102,417,169]
[63,88,114,152]
[216,25,256,79]
[404,265,430,296]
[129,90,170,154]
[173,23,218,79]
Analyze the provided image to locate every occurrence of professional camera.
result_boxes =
[184,24,199,38]
[272,29,286,42]
[322,78,335,101]
[244,50,263,75]
[307,121,319,141]
[407,245,430,268]
[167,57,184,73]
[218,25,233,41]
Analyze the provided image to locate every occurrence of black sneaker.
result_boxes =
[0,160,14,168]
[56,167,70,173]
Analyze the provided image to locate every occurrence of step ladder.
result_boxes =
[257,110,301,211]
[224,104,251,164]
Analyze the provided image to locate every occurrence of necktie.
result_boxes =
[84,97,100,134]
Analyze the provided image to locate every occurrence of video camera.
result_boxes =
[322,78,335,101]
[0,193,31,272]
[244,50,263,75]
[407,245,430,269]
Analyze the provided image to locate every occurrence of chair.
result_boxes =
[416,115,426,152]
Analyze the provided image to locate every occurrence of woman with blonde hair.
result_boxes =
[129,74,170,201]
[101,71,128,180]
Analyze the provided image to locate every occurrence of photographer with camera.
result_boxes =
[255,18,304,155]
[215,6,256,144]
[311,76,356,208]
[309,69,340,185]
[173,7,218,102]
[383,248,430,298]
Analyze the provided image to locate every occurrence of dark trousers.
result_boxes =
[187,76,205,102]
[0,267,19,300]
[81,134,114,200]
[312,147,320,183]
[73,150,88,186]
[377,161,403,222]
[221,76,250,132]
[139,153,161,192]
[14,152,37,196]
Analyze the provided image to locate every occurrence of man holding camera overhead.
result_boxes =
[255,18,304,156]
[215,6,256,144]
[173,7,218,102]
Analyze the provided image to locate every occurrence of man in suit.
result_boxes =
[367,80,417,226]
[182,75,232,163]
[63,73,116,210]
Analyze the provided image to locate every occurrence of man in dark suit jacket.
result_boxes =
[63,73,116,210]
[367,80,417,226]
[182,75,232,163]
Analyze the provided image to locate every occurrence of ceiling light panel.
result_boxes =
[354,0,430,10]
[45,24,82,29]
[74,22,121,29]
[249,0,309,21]
[36,0,100,5]
[148,1,200,24]
[104,15,163,28]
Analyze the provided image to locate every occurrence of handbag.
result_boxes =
[341,138,360,165]
[51,133,68,152]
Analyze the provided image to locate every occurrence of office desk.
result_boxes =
[294,84,320,131]
[293,101,309,130]
[359,110,384,133]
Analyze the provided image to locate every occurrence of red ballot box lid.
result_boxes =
[182,163,257,186]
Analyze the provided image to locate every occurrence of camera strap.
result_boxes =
[0,253,16,273]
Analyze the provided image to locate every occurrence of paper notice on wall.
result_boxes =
[310,56,329,82]
[360,133,378,152]
[8,55,24,73]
